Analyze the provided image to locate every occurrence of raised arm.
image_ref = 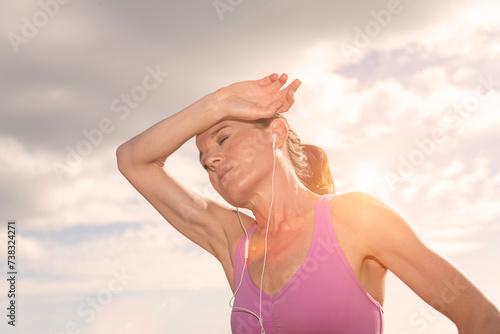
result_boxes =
[116,73,300,261]
[348,191,500,333]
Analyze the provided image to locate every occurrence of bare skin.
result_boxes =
[117,73,500,333]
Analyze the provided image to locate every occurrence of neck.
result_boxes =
[246,161,320,236]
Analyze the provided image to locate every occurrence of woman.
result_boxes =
[116,73,500,333]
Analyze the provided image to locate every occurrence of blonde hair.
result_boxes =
[256,114,335,195]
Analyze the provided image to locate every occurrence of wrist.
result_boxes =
[191,91,224,133]
[204,89,225,122]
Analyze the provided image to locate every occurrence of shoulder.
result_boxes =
[327,191,385,224]
[328,190,405,226]
[327,191,416,260]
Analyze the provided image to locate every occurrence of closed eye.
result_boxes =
[219,136,228,145]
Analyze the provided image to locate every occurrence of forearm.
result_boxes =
[116,72,299,170]
[117,92,221,168]
[435,269,500,334]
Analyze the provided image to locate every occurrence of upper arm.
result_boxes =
[350,191,500,331]
[116,145,241,261]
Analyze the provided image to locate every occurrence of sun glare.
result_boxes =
[350,162,390,197]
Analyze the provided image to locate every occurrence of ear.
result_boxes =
[269,119,288,149]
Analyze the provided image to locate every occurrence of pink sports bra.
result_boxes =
[231,194,384,333]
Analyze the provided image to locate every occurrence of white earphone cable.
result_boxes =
[229,209,263,323]
[229,135,276,334]
[258,136,276,333]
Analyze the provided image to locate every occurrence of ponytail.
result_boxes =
[300,144,335,195]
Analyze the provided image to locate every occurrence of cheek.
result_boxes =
[207,131,272,205]
[231,136,271,187]
[237,144,258,165]
[233,134,269,164]
[208,173,222,193]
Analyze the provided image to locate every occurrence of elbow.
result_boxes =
[478,300,500,332]
[483,306,500,332]
[458,303,500,334]
[116,142,133,175]
[116,141,164,176]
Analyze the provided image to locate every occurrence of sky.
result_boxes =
[0,0,499,333]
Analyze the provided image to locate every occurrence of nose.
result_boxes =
[205,152,222,171]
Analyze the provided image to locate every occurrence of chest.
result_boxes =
[246,225,313,296]
[243,220,386,305]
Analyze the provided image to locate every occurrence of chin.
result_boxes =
[217,180,253,208]
[215,168,263,208]
[219,187,245,208]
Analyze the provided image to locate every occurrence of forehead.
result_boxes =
[196,121,229,149]
[195,120,256,150]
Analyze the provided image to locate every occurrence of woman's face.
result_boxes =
[196,120,273,206]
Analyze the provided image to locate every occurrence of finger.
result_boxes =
[279,92,294,112]
[258,73,279,86]
[283,83,300,111]
[246,100,282,120]
[287,78,302,92]
[286,88,295,104]
[267,73,288,92]
[279,73,288,85]
[272,77,298,102]
[270,101,284,115]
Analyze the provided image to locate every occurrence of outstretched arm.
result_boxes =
[351,191,500,333]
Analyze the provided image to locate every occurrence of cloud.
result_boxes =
[1,0,499,333]
[438,159,464,177]
[0,135,156,229]
[0,136,57,222]
[21,220,227,298]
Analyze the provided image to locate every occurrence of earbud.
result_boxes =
[272,133,277,150]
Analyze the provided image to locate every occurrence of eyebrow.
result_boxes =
[199,125,230,165]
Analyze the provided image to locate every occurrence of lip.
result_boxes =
[217,166,233,182]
